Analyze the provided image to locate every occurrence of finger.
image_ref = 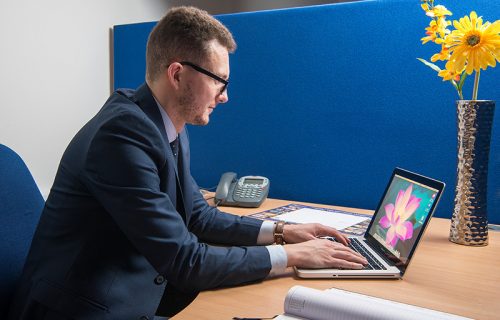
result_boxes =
[319,237,365,261]
[316,227,349,246]
[334,233,349,246]
[330,244,368,263]
[326,228,349,246]
[332,250,368,264]
[332,258,366,270]
[333,230,353,245]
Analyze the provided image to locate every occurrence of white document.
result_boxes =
[275,208,369,230]
[275,286,471,320]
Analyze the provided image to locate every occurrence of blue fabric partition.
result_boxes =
[113,0,500,223]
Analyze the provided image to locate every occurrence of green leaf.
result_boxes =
[417,58,442,73]
[457,72,467,90]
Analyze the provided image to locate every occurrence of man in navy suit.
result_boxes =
[8,6,366,320]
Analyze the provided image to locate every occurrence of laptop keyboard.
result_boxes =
[349,238,387,270]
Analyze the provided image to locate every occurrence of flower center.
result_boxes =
[466,33,480,47]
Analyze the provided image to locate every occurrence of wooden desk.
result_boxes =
[173,198,500,320]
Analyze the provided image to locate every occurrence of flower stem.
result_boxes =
[472,70,480,100]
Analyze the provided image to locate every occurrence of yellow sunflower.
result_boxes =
[445,11,500,75]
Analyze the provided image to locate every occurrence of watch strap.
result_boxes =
[273,221,286,245]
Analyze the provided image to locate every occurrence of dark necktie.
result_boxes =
[170,136,179,161]
[169,136,185,216]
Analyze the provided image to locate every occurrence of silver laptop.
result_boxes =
[295,168,445,279]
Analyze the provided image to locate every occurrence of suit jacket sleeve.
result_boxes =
[81,111,271,292]
[187,175,267,246]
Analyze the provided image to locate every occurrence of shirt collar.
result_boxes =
[154,97,180,143]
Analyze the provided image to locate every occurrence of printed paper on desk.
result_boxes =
[275,208,369,230]
[275,286,471,320]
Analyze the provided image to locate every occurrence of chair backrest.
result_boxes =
[0,144,44,317]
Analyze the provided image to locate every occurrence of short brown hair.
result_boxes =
[146,6,236,82]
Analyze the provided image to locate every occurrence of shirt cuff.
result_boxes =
[265,245,288,277]
[256,220,275,245]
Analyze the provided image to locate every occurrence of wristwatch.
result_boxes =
[273,221,287,245]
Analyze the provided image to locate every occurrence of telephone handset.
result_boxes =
[214,172,270,208]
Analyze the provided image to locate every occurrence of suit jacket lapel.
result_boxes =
[132,83,189,222]
[178,130,193,223]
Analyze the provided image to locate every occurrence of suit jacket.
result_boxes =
[8,84,271,320]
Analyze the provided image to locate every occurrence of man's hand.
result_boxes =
[283,223,350,246]
[280,223,367,269]
[284,238,368,269]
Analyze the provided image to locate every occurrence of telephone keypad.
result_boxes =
[235,186,262,200]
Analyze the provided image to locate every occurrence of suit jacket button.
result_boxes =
[154,275,165,285]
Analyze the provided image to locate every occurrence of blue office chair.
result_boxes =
[0,144,44,318]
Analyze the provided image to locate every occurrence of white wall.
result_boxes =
[0,0,169,197]
[0,0,347,198]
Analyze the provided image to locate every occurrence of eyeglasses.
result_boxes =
[180,61,229,95]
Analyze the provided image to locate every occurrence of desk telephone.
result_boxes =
[214,172,270,208]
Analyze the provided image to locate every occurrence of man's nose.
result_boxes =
[218,90,228,103]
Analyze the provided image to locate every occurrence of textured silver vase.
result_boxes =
[449,100,495,246]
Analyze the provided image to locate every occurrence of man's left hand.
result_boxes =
[283,223,350,246]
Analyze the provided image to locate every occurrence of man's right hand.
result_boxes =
[284,238,368,269]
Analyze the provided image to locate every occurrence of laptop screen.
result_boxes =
[366,171,441,266]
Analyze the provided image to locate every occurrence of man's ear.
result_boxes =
[166,62,183,90]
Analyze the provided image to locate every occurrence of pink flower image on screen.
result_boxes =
[379,184,421,248]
